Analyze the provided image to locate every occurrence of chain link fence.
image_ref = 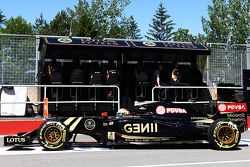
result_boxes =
[0,34,37,85]
[204,43,247,86]
[0,34,248,86]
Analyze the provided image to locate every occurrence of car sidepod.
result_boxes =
[108,102,208,144]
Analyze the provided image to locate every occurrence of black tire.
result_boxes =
[208,119,241,150]
[37,120,69,151]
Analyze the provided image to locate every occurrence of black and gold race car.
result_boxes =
[5,99,247,151]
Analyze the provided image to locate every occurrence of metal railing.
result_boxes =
[152,86,243,102]
[0,84,120,116]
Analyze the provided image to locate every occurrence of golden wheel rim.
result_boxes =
[217,126,235,145]
[44,126,62,144]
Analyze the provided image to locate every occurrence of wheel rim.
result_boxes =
[44,126,62,144]
[217,125,235,145]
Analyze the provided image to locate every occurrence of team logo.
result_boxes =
[84,119,96,130]
[143,41,156,47]
[58,37,73,43]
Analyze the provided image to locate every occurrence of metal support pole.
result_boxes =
[247,36,250,69]
[206,56,210,85]
[35,35,40,84]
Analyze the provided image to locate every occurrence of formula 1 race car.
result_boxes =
[4,99,248,151]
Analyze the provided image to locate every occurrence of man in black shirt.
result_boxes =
[152,64,163,87]
[169,62,190,101]
[169,62,188,86]
[152,64,168,100]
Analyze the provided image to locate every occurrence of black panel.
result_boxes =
[130,41,166,48]
[131,41,208,50]
[243,70,250,114]
[39,37,211,56]
[45,37,130,47]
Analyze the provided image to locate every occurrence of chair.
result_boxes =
[50,81,63,115]
[136,81,149,101]
[136,71,149,101]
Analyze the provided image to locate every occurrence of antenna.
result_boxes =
[57,17,74,43]
[225,28,233,69]
[69,19,73,39]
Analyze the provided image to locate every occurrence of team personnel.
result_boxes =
[152,64,168,100]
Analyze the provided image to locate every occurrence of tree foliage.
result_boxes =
[33,13,49,35]
[67,0,97,37]
[89,0,131,38]
[66,0,135,39]
[1,16,32,34]
[202,0,250,44]
[0,10,6,29]
[193,33,208,44]
[123,16,142,39]
[1,0,141,39]
[173,28,193,42]
[145,3,175,41]
[48,10,71,36]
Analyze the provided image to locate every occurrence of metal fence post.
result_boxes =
[247,36,250,69]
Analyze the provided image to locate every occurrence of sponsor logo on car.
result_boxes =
[156,106,187,114]
[84,119,96,130]
[217,103,247,112]
[227,113,246,122]
[156,106,165,115]
[4,136,28,145]
[123,123,158,133]
[227,113,245,118]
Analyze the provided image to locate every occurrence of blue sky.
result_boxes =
[1,0,212,37]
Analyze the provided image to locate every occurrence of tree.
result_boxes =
[1,16,32,34]
[173,28,193,42]
[89,0,131,38]
[104,0,131,38]
[33,13,49,35]
[48,10,71,36]
[145,3,175,41]
[67,0,131,38]
[123,16,142,39]
[67,0,97,37]
[202,0,250,44]
[193,33,207,44]
[0,10,6,29]
[89,0,108,38]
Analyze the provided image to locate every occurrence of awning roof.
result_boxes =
[38,37,211,59]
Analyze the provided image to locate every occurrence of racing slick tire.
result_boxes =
[38,120,69,151]
[208,119,241,150]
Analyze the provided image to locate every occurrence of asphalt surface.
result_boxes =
[0,131,250,167]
